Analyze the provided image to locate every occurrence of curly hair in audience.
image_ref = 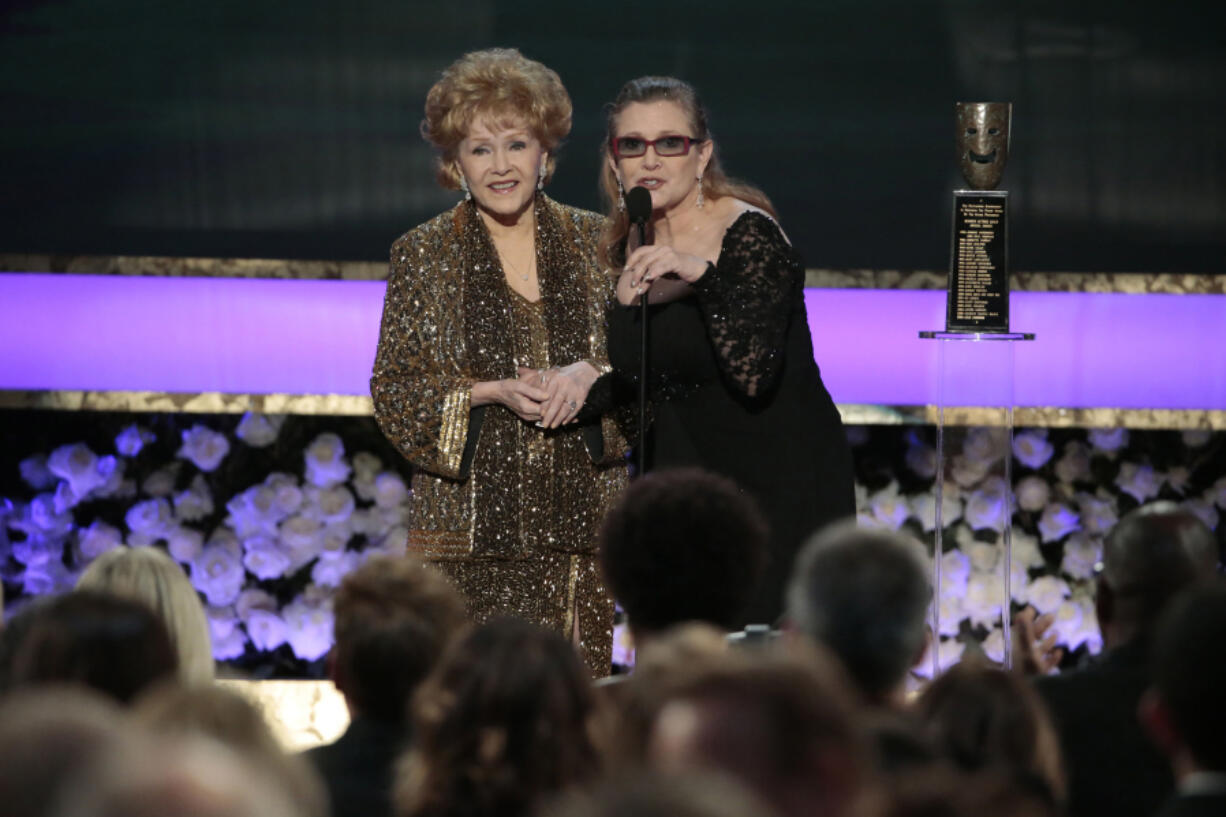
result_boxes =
[598,468,768,635]
[395,618,601,817]
[421,47,572,190]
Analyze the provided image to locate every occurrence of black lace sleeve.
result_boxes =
[691,211,803,398]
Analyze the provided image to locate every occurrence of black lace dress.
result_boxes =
[606,211,855,626]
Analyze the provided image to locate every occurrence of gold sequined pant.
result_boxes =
[429,552,614,676]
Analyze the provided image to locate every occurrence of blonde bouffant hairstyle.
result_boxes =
[76,547,214,686]
[421,48,573,191]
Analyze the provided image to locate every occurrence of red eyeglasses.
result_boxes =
[610,135,705,158]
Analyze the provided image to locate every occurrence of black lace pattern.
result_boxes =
[691,211,803,398]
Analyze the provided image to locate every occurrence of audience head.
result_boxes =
[543,771,776,817]
[1099,501,1219,647]
[786,522,931,704]
[76,546,214,684]
[645,644,867,817]
[883,766,1058,817]
[330,555,467,723]
[0,688,129,817]
[914,660,1065,807]
[397,617,602,817]
[53,733,305,817]
[598,468,768,640]
[1143,581,1226,774]
[0,596,51,694]
[131,682,328,817]
[10,590,177,704]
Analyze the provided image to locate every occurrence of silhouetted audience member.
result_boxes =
[305,556,468,817]
[0,688,129,817]
[1034,502,1219,817]
[395,618,602,817]
[52,733,305,817]
[598,468,768,647]
[10,590,178,704]
[542,771,776,817]
[1141,582,1226,817]
[883,765,1058,817]
[645,645,868,817]
[133,682,328,817]
[77,546,215,684]
[914,661,1065,809]
[785,522,930,707]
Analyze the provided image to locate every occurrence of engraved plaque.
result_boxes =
[946,190,1009,333]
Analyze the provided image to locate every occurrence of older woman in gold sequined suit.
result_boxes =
[370,49,627,673]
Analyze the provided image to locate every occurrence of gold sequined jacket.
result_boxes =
[370,196,628,560]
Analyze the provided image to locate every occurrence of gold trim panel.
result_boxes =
[2,390,1223,430]
[2,254,1222,293]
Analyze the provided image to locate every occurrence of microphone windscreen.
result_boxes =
[625,186,653,223]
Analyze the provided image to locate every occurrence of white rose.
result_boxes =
[1088,427,1129,455]
[348,508,379,538]
[22,559,75,595]
[1179,499,1219,532]
[1054,441,1092,485]
[173,474,214,523]
[279,514,324,569]
[167,526,205,564]
[141,463,181,498]
[1181,429,1212,448]
[376,505,410,536]
[115,424,155,456]
[206,605,240,641]
[311,550,361,588]
[304,432,351,488]
[78,520,124,560]
[264,473,303,516]
[1024,575,1071,615]
[935,593,965,637]
[1012,430,1054,470]
[1046,600,1087,651]
[612,623,636,668]
[981,627,1006,664]
[1060,532,1101,580]
[951,454,992,489]
[965,477,1009,532]
[23,493,74,537]
[234,412,285,448]
[244,609,289,652]
[19,455,57,490]
[53,481,83,515]
[91,456,125,500]
[372,526,409,559]
[47,443,107,498]
[189,544,246,606]
[236,588,278,621]
[352,451,383,481]
[1015,476,1050,513]
[241,534,293,580]
[963,573,1005,628]
[866,483,909,531]
[125,498,175,539]
[205,525,242,558]
[282,597,335,662]
[967,541,1001,574]
[313,486,356,525]
[1037,502,1080,543]
[1076,491,1119,536]
[177,425,230,472]
[939,547,971,595]
[1009,529,1045,569]
[211,626,248,660]
[1115,463,1161,504]
[373,473,410,510]
[909,487,963,533]
[226,484,284,538]
[913,638,967,679]
[963,427,1009,466]
[12,533,59,567]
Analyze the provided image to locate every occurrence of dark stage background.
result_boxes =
[2,0,1223,272]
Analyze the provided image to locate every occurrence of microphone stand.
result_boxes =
[635,218,649,478]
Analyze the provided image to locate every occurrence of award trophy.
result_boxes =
[921,103,1033,676]
[946,102,1011,332]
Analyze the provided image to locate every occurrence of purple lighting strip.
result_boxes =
[1,274,1223,410]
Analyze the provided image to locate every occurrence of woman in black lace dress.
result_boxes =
[597,77,855,627]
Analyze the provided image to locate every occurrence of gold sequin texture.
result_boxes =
[370,195,628,673]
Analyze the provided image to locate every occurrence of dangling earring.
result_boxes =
[616,176,626,212]
[695,174,705,209]
[459,174,472,202]
[537,161,547,192]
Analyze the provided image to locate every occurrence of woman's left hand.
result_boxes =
[518,362,599,429]
[625,245,710,291]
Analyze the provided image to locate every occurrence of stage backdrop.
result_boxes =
[2,0,1224,272]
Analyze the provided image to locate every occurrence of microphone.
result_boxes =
[624,185,653,478]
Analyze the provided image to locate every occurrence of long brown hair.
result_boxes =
[598,76,777,270]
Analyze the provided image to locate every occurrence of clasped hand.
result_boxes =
[503,362,598,429]
[625,245,709,292]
